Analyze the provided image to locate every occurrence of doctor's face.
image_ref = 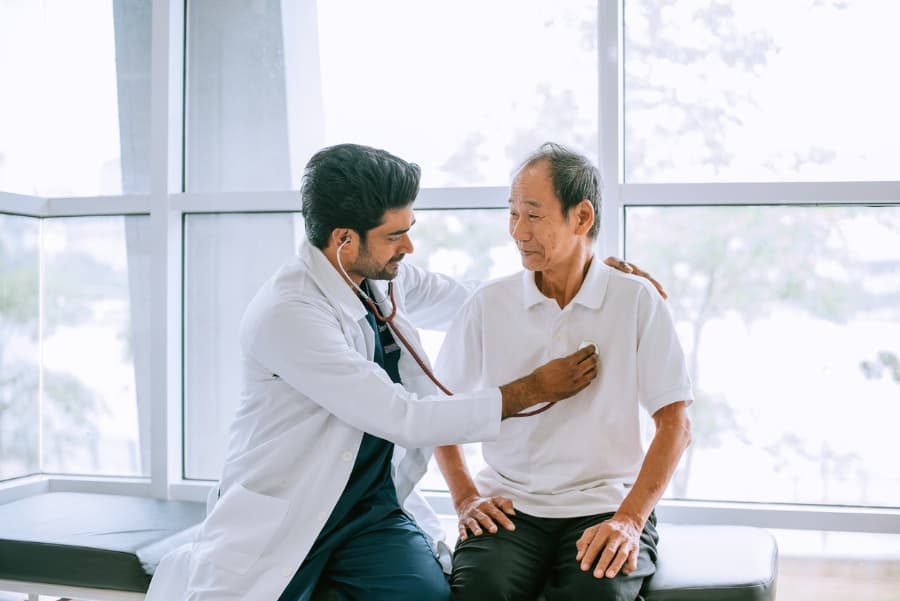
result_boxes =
[353,206,416,281]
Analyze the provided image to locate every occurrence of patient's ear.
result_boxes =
[572,199,595,235]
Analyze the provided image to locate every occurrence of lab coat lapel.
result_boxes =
[298,240,375,359]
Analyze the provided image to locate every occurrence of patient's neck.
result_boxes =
[534,246,593,309]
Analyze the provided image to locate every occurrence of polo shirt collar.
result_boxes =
[521,255,611,310]
[299,238,367,322]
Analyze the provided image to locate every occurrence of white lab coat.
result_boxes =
[146,239,502,601]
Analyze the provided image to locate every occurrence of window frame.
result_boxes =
[1,0,899,535]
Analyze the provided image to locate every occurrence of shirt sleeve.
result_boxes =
[434,294,486,394]
[395,262,479,331]
[636,286,694,416]
[240,293,501,449]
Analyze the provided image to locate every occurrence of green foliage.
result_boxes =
[860,351,900,384]
[1,214,121,477]
[42,369,104,470]
[0,216,39,333]
[43,245,128,336]
[628,206,872,328]
[0,361,39,477]
[43,370,103,428]
[627,205,896,496]
[408,209,509,282]
[689,390,743,448]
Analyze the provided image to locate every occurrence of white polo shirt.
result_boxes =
[435,258,693,518]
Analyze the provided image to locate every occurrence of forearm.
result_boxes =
[615,402,691,529]
[434,445,480,511]
[498,374,544,418]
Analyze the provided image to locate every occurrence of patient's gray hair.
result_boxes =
[516,142,601,238]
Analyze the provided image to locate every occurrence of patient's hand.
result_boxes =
[456,494,516,541]
[575,515,642,579]
[604,256,667,299]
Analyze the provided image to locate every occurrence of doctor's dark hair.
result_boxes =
[301,144,422,248]
[516,142,601,238]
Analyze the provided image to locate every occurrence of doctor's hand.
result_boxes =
[532,345,599,403]
[575,514,642,579]
[499,346,598,418]
[604,256,667,300]
[456,494,516,541]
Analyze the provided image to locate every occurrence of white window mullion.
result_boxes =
[0,192,47,217]
[622,181,900,206]
[43,194,153,216]
[415,187,508,210]
[173,190,301,213]
[598,0,624,258]
[656,501,900,536]
[172,187,514,214]
[148,0,185,499]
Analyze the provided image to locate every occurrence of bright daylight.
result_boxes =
[0,1,898,601]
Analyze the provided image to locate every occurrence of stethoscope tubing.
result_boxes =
[336,239,552,417]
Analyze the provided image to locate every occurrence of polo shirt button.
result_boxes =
[342,451,354,462]
[283,568,293,577]
[318,511,327,521]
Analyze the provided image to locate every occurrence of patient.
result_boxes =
[434,143,693,601]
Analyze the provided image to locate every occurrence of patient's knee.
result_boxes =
[451,563,525,601]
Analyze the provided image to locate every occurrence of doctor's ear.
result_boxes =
[334,230,353,248]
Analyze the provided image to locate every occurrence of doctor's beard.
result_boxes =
[353,245,406,281]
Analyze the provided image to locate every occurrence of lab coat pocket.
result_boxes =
[195,482,289,575]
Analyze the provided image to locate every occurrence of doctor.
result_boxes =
[146,143,599,601]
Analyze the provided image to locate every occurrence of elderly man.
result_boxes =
[435,143,693,601]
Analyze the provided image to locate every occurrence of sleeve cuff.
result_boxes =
[643,387,694,417]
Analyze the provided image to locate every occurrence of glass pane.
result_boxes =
[624,0,900,182]
[183,212,299,479]
[625,205,900,507]
[185,0,298,193]
[186,0,597,192]
[0,214,40,480]
[0,0,151,196]
[774,529,900,601]
[316,0,598,188]
[41,215,151,476]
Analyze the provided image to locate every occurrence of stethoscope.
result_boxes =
[335,237,551,418]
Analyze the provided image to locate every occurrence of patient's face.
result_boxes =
[508,160,584,273]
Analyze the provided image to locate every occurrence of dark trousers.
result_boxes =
[450,510,658,601]
[281,508,450,601]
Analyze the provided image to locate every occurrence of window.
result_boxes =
[0,214,150,481]
[185,0,598,192]
[773,529,900,598]
[0,213,40,480]
[182,212,300,479]
[41,216,151,476]
[625,205,900,506]
[2,7,898,596]
[624,0,900,182]
[0,0,152,196]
